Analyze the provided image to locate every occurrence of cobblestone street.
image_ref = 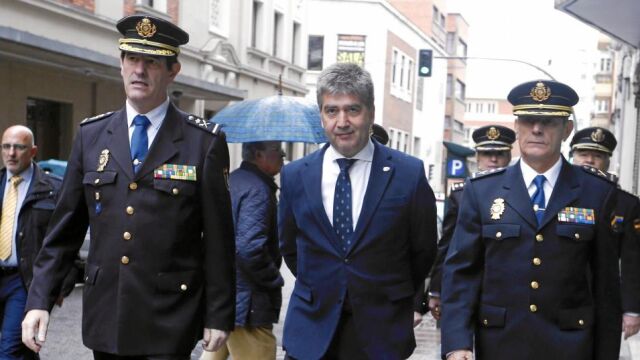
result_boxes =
[40,264,637,359]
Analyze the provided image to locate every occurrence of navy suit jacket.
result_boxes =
[441,160,622,360]
[279,142,438,360]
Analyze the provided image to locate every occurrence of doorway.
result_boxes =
[26,98,72,161]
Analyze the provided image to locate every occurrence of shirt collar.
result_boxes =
[325,139,375,164]
[6,162,34,184]
[126,98,170,131]
[520,156,563,189]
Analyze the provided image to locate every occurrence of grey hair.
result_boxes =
[241,142,267,162]
[316,63,374,110]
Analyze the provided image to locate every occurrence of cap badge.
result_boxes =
[590,128,605,143]
[136,18,157,38]
[530,82,551,102]
[490,198,505,220]
[486,126,501,140]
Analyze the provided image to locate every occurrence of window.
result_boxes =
[413,136,421,156]
[446,32,455,55]
[433,6,439,25]
[596,99,609,113]
[209,0,229,37]
[390,47,414,101]
[455,79,466,100]
[600,57,612,73]
[475,102,484,113]
[388,127,410,153]
[273,12,283,57]
[487,102,496,113]
[453,119,464,132]
[292,22,301,65]
[251,1,263,48]
[446,75,453,97]
[457,39,467,58]
[137,0,167,12]
[307,36,324,71]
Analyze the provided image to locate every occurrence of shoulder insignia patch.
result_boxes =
[579,165,617,183]
[186,115,223,135]
[470,167,506,180]
[450,182,465,192]
[80,111,114,125]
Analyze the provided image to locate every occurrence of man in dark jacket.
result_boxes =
[204,141,285,360]
[0,125,65,360]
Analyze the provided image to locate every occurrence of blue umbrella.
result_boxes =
[212,95,327,143]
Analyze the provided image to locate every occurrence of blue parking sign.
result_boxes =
[447,157,467,178]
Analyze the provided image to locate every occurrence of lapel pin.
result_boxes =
[383,166,390,172]
[490,198,505,220]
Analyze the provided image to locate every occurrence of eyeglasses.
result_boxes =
[1,143,29,151]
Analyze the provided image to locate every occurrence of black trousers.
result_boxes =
[93,351,189,360]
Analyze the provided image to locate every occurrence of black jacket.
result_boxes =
[229,161,283,327]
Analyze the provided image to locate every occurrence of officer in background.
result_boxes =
[570,126,640,339]
[22,15,235,359]
[424,125,515,321]
[442,80,621,360]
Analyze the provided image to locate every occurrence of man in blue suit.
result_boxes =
[441,80,622,360]
[278,63,438,359]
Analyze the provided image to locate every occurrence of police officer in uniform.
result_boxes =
[570,126,640,339]
[441,80,621,360]
[22,15,235,359]
[425,125,515,321]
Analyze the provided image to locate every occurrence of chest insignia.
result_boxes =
[558,207,595,225]
[154,164,197,181]
[97,149,110,172]
[490,198,505,220]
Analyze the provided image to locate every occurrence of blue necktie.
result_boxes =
[334,159,357,253]
[130,115,151,173]
[531,175,546,225]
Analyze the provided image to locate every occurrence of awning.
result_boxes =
[555,0,640,48]
[443,141,475,157]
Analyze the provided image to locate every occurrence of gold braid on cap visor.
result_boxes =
[571,143,613,155]
[119,38,180,56]
[512,104,573,117]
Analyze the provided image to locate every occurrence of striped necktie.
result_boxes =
[0,175,23,260]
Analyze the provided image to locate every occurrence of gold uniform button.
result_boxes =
[530,304,538,312]
[578,319,585,326]
[496,232,502,239]
[574,233,580,239]
[121,256,130,265]
[180,284,188,291]
[172,187,179,195]
[94,178,100,184]
[123,232,132,240]
[126,206,134,215]
[531,281,539,289]
[533,258,542,266]
[129,182,138,190]
[536,234,544,242]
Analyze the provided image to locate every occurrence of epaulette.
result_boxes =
[470,167,505,180]
[186,114,223,135]
[450,182,465,192]
[80,111,114,125]
[579,165,617,184]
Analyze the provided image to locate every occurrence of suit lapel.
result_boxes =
[539,160,579,229]
[105,108,135,180]
[135,104,182,180]
[350,143,393,251]
[502,163,537,229]
[300,145,343,252]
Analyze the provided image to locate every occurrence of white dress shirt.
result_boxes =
[125,97,170,149]
[322,140,374,230]
[0,163,34,267]
[520,156,563,208]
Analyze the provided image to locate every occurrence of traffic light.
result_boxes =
[418,49,433,77]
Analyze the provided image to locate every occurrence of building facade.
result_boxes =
[1,0,309,168]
